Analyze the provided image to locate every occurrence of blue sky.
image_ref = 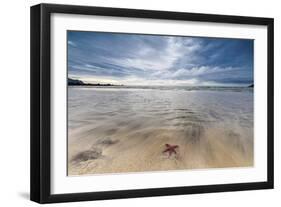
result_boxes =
[68,31,253,86]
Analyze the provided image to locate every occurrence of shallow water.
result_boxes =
[68,86,253,175]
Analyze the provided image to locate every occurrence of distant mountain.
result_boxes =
[248,84,254,88]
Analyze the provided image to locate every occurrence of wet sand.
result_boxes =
[68,87,253,175]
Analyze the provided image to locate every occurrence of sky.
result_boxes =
[68,31,253,86]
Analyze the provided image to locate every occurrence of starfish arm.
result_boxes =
[163,149,169,153]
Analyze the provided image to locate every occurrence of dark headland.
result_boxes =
[68,78,122,86]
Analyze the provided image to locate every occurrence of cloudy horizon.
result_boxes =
[67,31,253,86]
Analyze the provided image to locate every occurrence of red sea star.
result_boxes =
[162,144,179,156]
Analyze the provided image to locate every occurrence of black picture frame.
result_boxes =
[30,3,274,204]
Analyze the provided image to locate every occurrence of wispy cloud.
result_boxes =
[68,40,77,47]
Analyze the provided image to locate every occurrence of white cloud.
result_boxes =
[104,36,201,72]
[171,66,236,78]
[68,41,76,47]
[151,66,240,81]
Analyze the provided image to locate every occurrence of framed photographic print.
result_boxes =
[30,3,274,203]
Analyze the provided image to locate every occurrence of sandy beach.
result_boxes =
[67,86,253,176]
